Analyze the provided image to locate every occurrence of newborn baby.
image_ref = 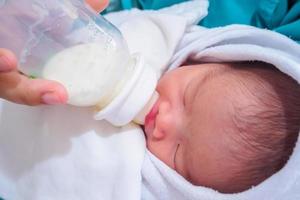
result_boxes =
[144,61,300,193]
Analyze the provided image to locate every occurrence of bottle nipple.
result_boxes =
[133,91,159,125]
[94,54,158,126]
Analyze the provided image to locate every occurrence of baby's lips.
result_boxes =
[145,101,159,136]
[145,101,159,124]
[144,118,155,138]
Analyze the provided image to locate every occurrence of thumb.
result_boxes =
[0,48,17,72]
[85,0,109,12]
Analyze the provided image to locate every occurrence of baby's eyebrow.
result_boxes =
[183,81,192,106]
[186,70,212,105]
[198,69,219,87]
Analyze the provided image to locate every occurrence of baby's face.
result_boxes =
[144,63,248,191]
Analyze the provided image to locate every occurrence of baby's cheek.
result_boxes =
[147,138,178,169]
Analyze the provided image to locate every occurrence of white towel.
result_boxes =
[142,24,300,200]
[0,1,208,200]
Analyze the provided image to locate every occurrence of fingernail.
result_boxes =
[42,93,64,105]
[0,56,12,71]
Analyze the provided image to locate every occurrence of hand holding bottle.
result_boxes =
[0,0,109,106]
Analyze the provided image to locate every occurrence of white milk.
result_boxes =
[43,43,159,126]
[43,43,134,107]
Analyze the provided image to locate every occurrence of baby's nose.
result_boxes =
[156,101,174,129]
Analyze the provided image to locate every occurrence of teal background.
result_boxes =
[104,0,300,43]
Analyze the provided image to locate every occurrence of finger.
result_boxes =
[0,71,68,106]
[85,0,109,12]
[0,48,17,72]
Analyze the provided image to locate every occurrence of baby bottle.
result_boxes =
[0,0,158,126]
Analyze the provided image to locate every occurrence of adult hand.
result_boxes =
[0,0,109,106]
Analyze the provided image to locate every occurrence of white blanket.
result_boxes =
[1,0,300,199]
[0,1,208,200]
[142,17,300,200]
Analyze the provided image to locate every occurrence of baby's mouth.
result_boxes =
[144,101,159,137]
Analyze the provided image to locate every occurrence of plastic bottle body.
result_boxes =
[43,43,136,107]
[0,0,159,126]
[0,0,132,106]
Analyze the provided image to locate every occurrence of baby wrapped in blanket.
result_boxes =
[1,1,300,200]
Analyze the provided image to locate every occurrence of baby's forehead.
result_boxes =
[200,65,269,97]
[188,65,247,102]
[186,65,264,131]
[187,64,284,142]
